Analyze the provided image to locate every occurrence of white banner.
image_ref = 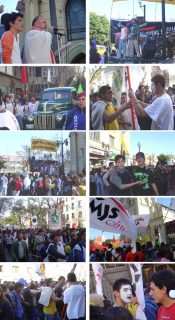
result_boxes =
[39,287,53,306]
[90,198,137,240]
[130,264,145,312]
[92,263,104,296]
[134,214,150,228]
[48,209,62,230]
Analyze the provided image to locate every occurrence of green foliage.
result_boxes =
[90,12,110,45]
[0,156,7,170]
[157,154,171,164]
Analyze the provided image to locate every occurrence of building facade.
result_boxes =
[63,197,86,228]
[69,132,86,174]
[89,131,131,168]
[17,0,86,63]
[0,67,22,96]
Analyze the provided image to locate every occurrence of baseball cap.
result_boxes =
[136,152,145,159]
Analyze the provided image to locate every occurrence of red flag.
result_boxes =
[21,67,28,84]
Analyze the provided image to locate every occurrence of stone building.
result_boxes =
[89,131,131,168]
[16,0,86,63]
[63,198,86,228]
[69,132,86,174]
[0,66,22,96]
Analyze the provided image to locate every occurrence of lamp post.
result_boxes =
[49,0,58,52]
[56,139,69,174]
[138,1,146,21]
[137,142,141,152]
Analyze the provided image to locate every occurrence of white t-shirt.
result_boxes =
[145,93,173,130]
[91,100,107,130]
[0,110,20,130]
[64,284,85,320]
[5,102,14,114]
[120,27,127,40]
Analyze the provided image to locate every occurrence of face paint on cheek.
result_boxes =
[151,82,156,95]
[120,285,132,303]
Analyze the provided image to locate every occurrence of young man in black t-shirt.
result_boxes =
[131,152,159,196]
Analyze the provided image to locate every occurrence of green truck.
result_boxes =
[24,87,77,130]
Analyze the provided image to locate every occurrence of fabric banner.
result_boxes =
[143,0,175,4]
[92,263,104,296]
[134,214,150,228]
[90,198,137,240]
[31,139,57,152]
[48,209,62,230]
[130,264,145,312]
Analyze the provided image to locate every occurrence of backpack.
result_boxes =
[15,180,23,191]
[67,243,84,262]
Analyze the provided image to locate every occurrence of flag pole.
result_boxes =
[108,0,114,59]
[126,66,136,130]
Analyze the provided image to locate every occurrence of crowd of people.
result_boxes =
[0,228,86,263]
[0,8,63,64]
[0,273,86,320]
[0,171,86,196]
[90,75,175,131]
[0,92,86,131]
[90,269,175,320]
[90,153,175,196]
[90,241,175,263]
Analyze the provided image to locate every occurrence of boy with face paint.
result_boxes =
[150,269,175,320]
[113,278,147,320]
[128,74,173,130]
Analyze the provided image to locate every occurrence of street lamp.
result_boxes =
[56,139,69,174]
[137,142,141,152]
[138,1,146,21]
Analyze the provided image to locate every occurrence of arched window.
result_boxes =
[66,0,85,41]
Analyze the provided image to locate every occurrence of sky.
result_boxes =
[130,132,175,156]
[0,132,70,155]
[90,197,173,240]
[0,0,17,13]
[90,0,175,22]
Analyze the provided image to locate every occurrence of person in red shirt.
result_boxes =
[150,269,175,320]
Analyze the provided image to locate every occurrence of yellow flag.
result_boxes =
[142,0,175,4]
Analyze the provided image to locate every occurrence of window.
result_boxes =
[12,266,19,273]
[79,212,82,218]
[89,132,100,141]
[109,135,115,147]
[0,265,3,272]
[66,0,85,41]
[72,213,75,219]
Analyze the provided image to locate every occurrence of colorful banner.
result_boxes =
[31,139,57,152]
[48,209,62,230]
[90,198,137,240]
[134,214,150,228]
[92,263,104,296]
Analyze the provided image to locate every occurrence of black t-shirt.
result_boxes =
[130,166,155,196]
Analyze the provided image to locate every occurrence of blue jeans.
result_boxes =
[44,312,61,320]
[117,39,126,58]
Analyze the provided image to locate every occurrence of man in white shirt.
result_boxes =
[5,95,14,113]
[117,22,128,59]
[0,96,20,130]
[64,273,85,320]
[129,74,174,130]
[23,16,55,64]
[0,173,8,196]
[28,96,39,113]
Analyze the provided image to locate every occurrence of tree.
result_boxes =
[157,154,171,164]
[90,12,110,45]
[0,156,7,170]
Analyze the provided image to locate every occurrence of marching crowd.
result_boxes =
[90,269,175,320]
[90,153,175,196]
[0,170,86,196]
[90,75,175,131]
[0,273,86,320]
[0,228,86,263]
[90,241,175,263]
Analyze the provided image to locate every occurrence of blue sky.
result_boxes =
[0,0,17,13]
[90,0,175,22]
[90,197,173,240]
[0,132,70,155]
[130,132,175,156]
